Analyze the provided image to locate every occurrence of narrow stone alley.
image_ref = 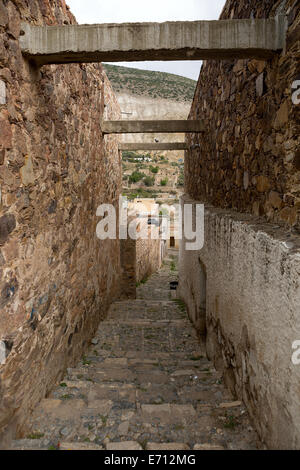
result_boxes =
[11,251,260,451]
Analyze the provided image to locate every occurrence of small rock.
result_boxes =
[256,175,270,193]
[256,73,264,97]
[0,213,16,245]
[273,100,289,129]
[118,421,129,436]
[268,191,282,209]
[20,155,35,186]
[121,411,135,421]
[153,397,164,404]
[60,426,71,437]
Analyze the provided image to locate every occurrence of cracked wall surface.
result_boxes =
[179,195,300,449]
[180,0,300,449]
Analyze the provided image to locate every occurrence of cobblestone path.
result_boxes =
[12,251,260,450]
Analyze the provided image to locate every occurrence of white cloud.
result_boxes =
[66,0,226,80]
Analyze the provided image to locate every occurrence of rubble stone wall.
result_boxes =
[0,0,122,442]
[186,0,300,229]
[120,221,162,300]
[120,236,137,300]
[136,223,162,283]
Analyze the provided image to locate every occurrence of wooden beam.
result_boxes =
[20,17,287,66]
[102,120,204,134]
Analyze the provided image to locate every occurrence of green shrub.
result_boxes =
[122,150,140,160]
[129,171,145,184]
[150,166,159,174]
[143,176,155,187]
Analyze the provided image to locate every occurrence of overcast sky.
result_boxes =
[67,0,226,80]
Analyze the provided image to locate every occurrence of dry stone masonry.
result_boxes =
[0,0,122,445]
[186,0,300,229]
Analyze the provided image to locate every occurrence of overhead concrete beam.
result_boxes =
[119,143,188,151]
[20,17,287,66]
[102,121,204,134]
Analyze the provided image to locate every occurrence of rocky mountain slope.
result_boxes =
[103,64,196,146]
[103,64,198,200]
[103,64,197,103]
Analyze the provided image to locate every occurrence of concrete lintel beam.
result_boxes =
[119,143,188,151]
[20,17,287,65]
[102,120,204,134]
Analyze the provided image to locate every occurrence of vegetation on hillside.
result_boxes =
[129,171,145,184]
[103,64,197,102]
[123,188,158,200]
[177,169,184,187]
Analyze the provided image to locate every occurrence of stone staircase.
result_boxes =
[11,253,260,450]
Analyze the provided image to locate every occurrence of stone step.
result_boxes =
[92,331,201,354]
[10,438,53,450]
[146,442,190,450]
[60,441,104,450]
[101,320,187,327]
[66,360,215,384]
[140,404,196,423]
[53,376,228,407]
[193,443,225,450]
[29,397,115,421]
[136,383,224,406]
[86,350,207,363]
[51,381,137,403]
[111,300,179,306]
[127,357,208,367]
[13,397,255,447]
[106,441,142,450]
[11,252,259,451]
[67,366,136,383]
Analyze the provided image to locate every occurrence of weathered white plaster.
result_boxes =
[179,194,300,449]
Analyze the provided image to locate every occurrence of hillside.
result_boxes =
[103,64,197,201]
[103,64,197,102]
